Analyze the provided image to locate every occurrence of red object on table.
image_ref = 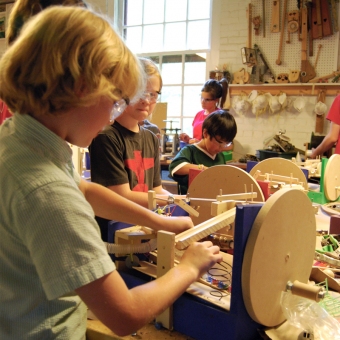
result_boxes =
[188,168,204,187]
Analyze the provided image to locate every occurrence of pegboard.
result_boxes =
[249,0,339,82]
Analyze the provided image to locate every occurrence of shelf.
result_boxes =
[229,83,340,97]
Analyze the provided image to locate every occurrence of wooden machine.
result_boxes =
[308,154,340,209]
[114,165,324,339]
[248,157,309,200]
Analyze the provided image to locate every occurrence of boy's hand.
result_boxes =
[189,138,199,144]
[180,241,222,279]
[179,133,190,144]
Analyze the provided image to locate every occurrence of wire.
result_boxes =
[204,260,233,300]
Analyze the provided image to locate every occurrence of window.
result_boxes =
[120,0,213,136]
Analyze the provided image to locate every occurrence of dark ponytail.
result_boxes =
[201,78,229,108]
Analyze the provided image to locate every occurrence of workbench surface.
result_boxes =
[86,319,194,340]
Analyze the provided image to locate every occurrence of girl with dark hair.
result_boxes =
[180,78,229,145]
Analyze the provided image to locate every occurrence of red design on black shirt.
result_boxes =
[125,150,154,192]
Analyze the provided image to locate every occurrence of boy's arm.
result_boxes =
[76,241,222,337]
[106,183,172,208]
[79,179,193,233]
[310,122,340,158]
[169,147,204,176]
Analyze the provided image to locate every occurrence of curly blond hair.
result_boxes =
[0,6,145,117]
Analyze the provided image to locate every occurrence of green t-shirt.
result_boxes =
[169,144,225,194]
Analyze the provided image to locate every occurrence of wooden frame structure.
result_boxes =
[116,188,322,339]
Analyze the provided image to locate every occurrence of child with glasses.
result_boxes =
[179,78,229,146]
[0,7,223,338]
[170,110,237,194]
[89,58,178,239]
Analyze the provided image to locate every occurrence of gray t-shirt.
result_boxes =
[0,114,115,339]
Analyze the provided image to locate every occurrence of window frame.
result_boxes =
[114,0,221,134]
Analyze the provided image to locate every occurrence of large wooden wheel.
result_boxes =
[242,188,316,326]
[188,165,265,225]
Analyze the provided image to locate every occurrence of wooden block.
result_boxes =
[256,180,270,200]
[330,215,340,234]
[271,0,280,32]
[188,168,203,187]
[148,190,156,210]
[156,231,175,330]
[150,102,167,131]
[315,114,324,134]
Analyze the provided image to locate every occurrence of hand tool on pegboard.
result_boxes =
[330,0,339,32]
[262,0,265,37]
[312,0,333,39]
[276,0,288,65]
[271,0,280,33]
[300,3,316,82]
[306,0,313,56]
[311,0,323,39]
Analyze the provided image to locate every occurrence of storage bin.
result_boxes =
[222,151,233,162]
[258,149,297,161]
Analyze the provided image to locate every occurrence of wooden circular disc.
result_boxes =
[242,188,316,327]
[188,165,265,225]
[324,154,340,201]
[288,20,299,32]
[249,158,308,189]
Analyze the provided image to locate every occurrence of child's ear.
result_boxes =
[202,129,208,139]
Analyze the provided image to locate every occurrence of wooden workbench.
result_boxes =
[86,318,194,340]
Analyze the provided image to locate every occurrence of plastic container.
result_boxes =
[258,149,297,161]
[222,151,233,162]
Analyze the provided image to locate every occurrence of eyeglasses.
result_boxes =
[140,91,161,103]
[110,98,129,122]
[213,136,233,148]
[200,96,217,103]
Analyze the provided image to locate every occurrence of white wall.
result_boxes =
[4,0,332,163]
[2,0,338,161]
[216,0,339,160]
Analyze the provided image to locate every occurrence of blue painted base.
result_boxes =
[119,204,265,340]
